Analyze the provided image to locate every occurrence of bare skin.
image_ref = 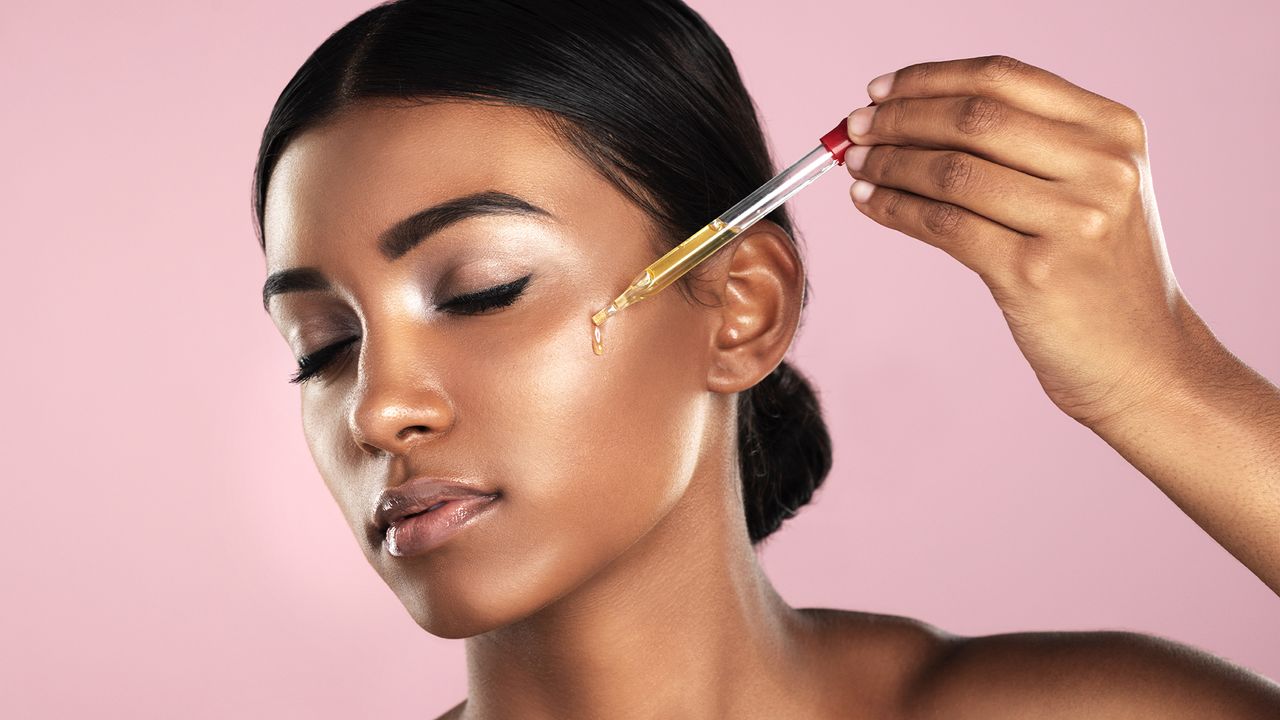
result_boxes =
[261,58,1280,719]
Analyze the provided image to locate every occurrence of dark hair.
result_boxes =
[251,0,832,544]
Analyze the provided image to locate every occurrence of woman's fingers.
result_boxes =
[843,144,1079,237]
[868,55,1119,126]
[842,55,1188,431]
[848,179,1021,284]
[846,95,1095,181]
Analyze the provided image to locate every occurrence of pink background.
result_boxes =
[3,1,1277,717]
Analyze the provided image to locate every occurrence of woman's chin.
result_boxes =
[381,565,542,638]
[417,612,494,640]
[407,594,532,639]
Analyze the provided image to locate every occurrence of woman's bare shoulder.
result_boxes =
[885,624,1280,720]
[431,613,1280,719]
[799,607,959,715]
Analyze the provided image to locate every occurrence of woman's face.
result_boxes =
[262,101,723,637]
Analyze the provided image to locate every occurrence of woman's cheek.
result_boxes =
[492,289,708,545]
[300,389,376,546]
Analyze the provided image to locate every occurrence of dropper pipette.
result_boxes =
[590,117,855,356]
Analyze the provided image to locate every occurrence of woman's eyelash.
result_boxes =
[438,274,531,313]
[288,275,532,385]
[290,337,358,385]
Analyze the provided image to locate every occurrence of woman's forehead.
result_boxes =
[262,101,605,264]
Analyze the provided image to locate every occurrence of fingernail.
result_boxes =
[851,180,877,203]
[849,106,877,136]
[867,72,894,101]
[844,144,870,172]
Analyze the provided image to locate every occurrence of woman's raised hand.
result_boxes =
[842,55,1280,597]
[843,55,1189,430]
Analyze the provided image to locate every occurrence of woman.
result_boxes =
[253,0,1280,717]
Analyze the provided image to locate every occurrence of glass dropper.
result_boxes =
[591,117,855,356]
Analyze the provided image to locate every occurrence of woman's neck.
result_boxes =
[461,440,820,719]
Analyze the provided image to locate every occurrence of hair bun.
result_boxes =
[736,359,833,544]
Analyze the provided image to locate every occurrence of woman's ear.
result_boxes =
[703,220,805,394]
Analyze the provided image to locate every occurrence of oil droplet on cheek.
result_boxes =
[591,321,604,355]
[591,270,653,356]
[590,304,618,356]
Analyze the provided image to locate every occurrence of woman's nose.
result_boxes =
[346,333,456,457]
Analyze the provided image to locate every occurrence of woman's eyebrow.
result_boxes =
[379,190,555,260]
[262,190,554,312]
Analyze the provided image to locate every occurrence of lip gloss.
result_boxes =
[385,494,500,557]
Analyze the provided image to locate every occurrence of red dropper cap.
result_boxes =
[819,118,854,165]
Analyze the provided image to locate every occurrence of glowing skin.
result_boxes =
[261,100,894,718]
[265,102,719,631]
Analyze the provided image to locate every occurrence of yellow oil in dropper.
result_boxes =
[588,116,857,355]
[591,218,742,355]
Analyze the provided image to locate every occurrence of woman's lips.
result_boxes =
[385,494,500,557]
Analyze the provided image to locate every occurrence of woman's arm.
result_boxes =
[841,55,1280,596]
[1084,299,1280,595]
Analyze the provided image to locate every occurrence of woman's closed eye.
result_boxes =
[288,274,533,385]
[439,274,532,314]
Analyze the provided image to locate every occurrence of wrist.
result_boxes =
[1088,294,1262,439]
